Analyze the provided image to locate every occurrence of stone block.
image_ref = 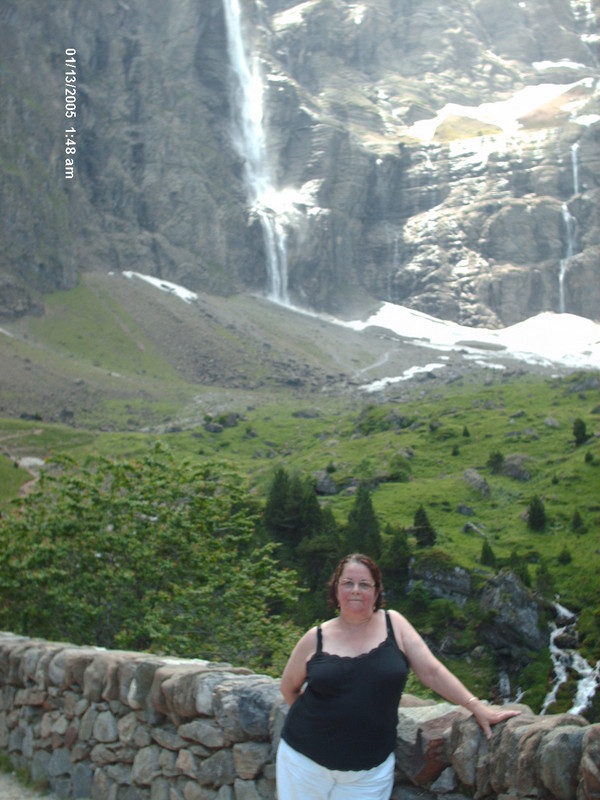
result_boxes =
[73,761,94,799]
[152,725,186,750]
[106,762,134,785]
[195,672,237,718]
[31,749,52,784]
[233,779,261,799]
[396,703,466,784]
[214,678,279,743]
[91,767,117,800]
[49,746,73,777]
[84,653,128,703]
[178,718,228,748]
[196,749,236,788]
[233,742,270,780]
[154,665,214,724]
[94,709,119,743]
[538,725,586,800]
[22,644,48,684]
[176,748,199,779]
[151,777,171,800]
[122,658,165,716]
[79,706,99,741]
[64,648,101,690]
[580,724,600,800]
[132,744,162,786]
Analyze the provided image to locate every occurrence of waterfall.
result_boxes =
[540,601,600,716]
[222,0,290,305]
[571,141,580,196]
[558,203,576,313]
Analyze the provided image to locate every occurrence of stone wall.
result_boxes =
[1,633,599,800]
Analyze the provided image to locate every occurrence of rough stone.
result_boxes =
[580,725,600,800]
[131,745,162,786]
[1,633,598,800]
[178,719,228,749]
[93,710,119,743]
[196,749,236,788]
[538,725,586,800]
[232,742,270,780]
[463,469,490,498]
[396,703,467,784]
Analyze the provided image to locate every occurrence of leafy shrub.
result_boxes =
[487,450,505,474]
[387,453,411,482]
[558,546,572,565]
[406,580,432,613]
[0,445,301,673]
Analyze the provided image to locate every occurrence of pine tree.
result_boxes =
[571,509,585,533]
[380,522,411,589]
[527,495,547,531]
[535,561,555,598]
[480,539,496,567]
[344,484,381,558]
[288,474,322,546]
[573,418,588,446]
[263,467,290,535]
[509,549,531,587]
[413,504,437,547]
[264,468,324,560]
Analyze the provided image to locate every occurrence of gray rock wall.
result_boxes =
[1,0,598,326]
[1,633,599,800]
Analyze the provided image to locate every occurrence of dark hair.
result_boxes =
[327,553,385,610]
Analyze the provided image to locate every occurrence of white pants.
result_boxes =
[276,739,395,800]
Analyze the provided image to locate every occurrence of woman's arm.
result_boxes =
[389,610,521,739]
[280,627,318,706]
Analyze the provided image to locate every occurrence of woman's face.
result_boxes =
[335,560,378,615]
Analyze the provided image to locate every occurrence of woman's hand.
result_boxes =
[468,698,521,739]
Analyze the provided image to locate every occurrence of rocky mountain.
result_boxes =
[0,0,598,326]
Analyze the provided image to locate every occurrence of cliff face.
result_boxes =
[0,0,598,325]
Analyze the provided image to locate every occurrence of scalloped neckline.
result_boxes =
[317,635,391,662]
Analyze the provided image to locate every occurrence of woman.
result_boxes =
[277,553,520,800]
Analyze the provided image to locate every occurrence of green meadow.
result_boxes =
[0,278,598,716]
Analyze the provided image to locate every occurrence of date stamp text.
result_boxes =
[64,48,77,179]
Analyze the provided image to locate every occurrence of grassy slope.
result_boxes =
[0,277,598,713]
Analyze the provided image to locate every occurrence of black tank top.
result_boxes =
[281,611,409,770]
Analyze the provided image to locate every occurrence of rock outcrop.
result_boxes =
[479,570,548,666]
[0,0,598,325]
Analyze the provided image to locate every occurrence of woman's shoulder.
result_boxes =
[295,624,321,653]
[385,608,415,648]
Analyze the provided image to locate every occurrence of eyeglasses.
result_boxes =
[338,579,376,592]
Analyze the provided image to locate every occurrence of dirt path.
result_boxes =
[0,770,59,799]
[0,428,45,496]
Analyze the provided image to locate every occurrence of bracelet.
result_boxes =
[465,696,478,706]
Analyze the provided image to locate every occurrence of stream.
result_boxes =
[499,599,599,716]
[540,600,599,716]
